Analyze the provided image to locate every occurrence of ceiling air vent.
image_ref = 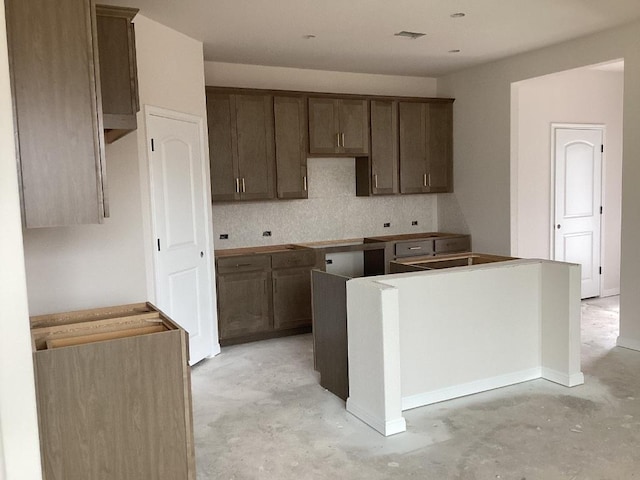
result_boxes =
[394,31,426,39]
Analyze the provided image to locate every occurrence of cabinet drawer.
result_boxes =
[271,249,316,269]
[434,236,471,254]
[395,240,434,257]
[216,255,271,273]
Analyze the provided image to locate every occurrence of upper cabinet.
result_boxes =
[399,100,453,194]
[308,98,369,155]
[5,0,107,227]
[206,90,276,202]
[96,5,140,144]
[274,96,308,199]
[357,99,399,196]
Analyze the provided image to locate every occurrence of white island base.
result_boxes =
[345,259,583,436]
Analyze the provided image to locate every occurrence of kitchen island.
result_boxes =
[344,257,583,436]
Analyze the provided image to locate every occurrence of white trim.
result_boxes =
[542,367,584,387]
[616,336,640,352]
[346,399,406,437]
[550,123,605,298]
[601,287,620,297]
[401,367,543,411]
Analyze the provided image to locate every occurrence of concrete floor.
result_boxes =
[191,296,640,479]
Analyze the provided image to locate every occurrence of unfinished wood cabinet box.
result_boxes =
[30,303,195,480]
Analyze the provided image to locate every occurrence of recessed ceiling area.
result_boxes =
[100,0,640,77]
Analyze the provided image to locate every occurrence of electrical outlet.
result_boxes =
[412,221,418,226]
[263,231,272,237]
[384,222,391,228]
[219,234,229,240]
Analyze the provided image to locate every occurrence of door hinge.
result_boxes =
[600,206,603,215]
[151,138,155,152]
[601,144,604,153]
[157,238,161,251]
[599,266,602,275]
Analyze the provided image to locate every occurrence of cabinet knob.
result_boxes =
[557,224,562,229]
[200,251,204,258]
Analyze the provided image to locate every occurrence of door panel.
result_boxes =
[554,128,602,299]
[399,102,427,193]
[370,100,399,195]
[272,268,312,330]
[148,112,217,364]
[235,94,275,200]
[308,98,339,154]
[427,103,452,192]
[339,99,369,154]
[274,96,308,199]
[206,93,238,201]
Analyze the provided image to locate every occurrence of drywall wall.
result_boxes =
[513,68,623,296]
[133,15,217,307]
[0,1,42,477]
[205,62,441,249]
[212,157,437,248]
[205,61,437,97]
[435,20,640,348]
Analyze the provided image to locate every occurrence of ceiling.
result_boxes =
[101,0,640,77]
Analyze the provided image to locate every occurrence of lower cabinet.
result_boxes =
[30,303,195,480]
[216,250,317,345]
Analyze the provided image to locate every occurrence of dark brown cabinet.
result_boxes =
[308,97,369,155]
[96,5,140,144]
[399,100,453,194]
[215,249,317,345]
[5,0,107,227]
[206,91,276,202]
[274,96,308,199]
[356,99,399,196]
[216,255,272,341]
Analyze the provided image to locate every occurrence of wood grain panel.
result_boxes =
[308,97,339,154]
[370,99,398,194]
[339,99,369,155]
[274,96,308,199]
[427,102,453,192]
[399,102,427,194]
[273,267,312,330]
[6,0,105,227]
[34,330,193,479]
[207,92,238,201]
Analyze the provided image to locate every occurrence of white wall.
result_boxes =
[205,62,442,249]
[513,68,623,296]
[435,20,640,348]
[205,61,437,97]
[0,0,43,477]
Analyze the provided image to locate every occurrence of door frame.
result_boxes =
[550,122,605,297]
[144,105,220,359]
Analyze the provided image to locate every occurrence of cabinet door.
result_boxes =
[272,267,312,330]
[217,270,272,340]
[308,97,339,154]
[399,102,428,194]
[207,92,239,201]
[235,94,276,200]
[6,0,106,227]
[339,99,369,155]
[96,5,139,144]
[274,96,308,199]
[427,102,453,193]
[370,100,398,194]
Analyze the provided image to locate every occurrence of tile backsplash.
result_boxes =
[211,157,437,249]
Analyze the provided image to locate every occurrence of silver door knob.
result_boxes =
[557,224,561,229]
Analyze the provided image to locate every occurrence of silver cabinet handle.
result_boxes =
[423,173,427,187]
[336,133,341,148]
[242,177,246,193]
[235,178,240,193]
[303,175,307,191]
[408,246,422,250]
[427,173,431,187]
[373,174,378,189]
[341,132,345,147]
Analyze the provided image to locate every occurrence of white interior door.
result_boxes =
[147,109,218,364]
[554,127,602,299]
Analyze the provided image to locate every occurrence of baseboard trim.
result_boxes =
[617,336,640,352]
[346,399,406,436]
[542,367,584,387]
[401,367,542,411]
[601,288,620,298]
